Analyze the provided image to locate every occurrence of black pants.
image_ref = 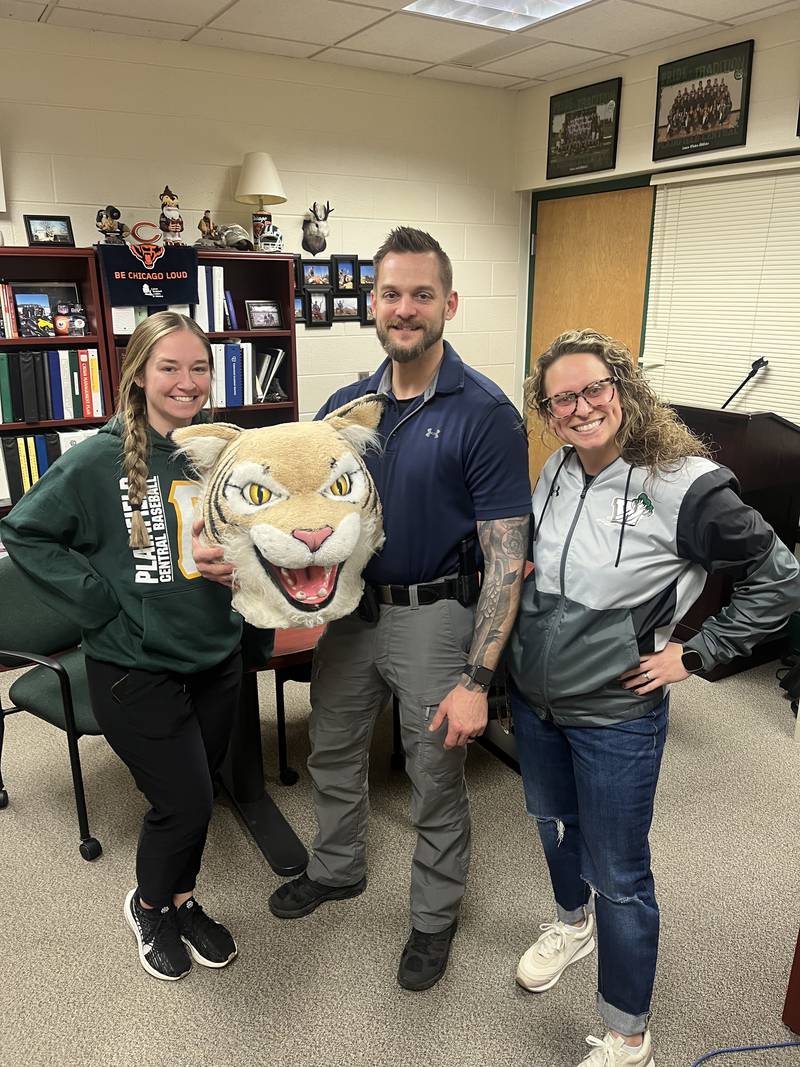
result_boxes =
[85,651,242,908]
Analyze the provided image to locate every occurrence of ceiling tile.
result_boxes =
[484,40,620,78]
[522,0,712,52]
[331,0,410,7]
[420,65,525,87]
[47,7,191,37]
[631,0,798,20]
[314,47,430,72]
[725,0,800,21]
[56,0,222,21]
[211,0,386,46]
[0,0,46,19]
[340,12,508,63]
[192,28,318,56]
[623,23,735,57]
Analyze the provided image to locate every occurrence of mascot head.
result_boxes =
[172,395,386,629]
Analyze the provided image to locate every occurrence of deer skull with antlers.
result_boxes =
[302,200,334,256]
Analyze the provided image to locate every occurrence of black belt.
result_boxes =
[373,577,474,607]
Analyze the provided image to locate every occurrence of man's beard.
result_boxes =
[376,317,445,364]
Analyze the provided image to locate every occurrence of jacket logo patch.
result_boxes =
[425,428,441,438]
[610,492,653,527]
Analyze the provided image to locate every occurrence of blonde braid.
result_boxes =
[121,386,152,549]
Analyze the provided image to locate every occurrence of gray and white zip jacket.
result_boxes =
[508,446,800,727]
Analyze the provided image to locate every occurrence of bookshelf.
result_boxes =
[0,247,113,515]
[99,249,299,427]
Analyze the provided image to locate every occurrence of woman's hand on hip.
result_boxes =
[619,641,690,695]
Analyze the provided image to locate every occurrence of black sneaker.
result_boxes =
[397,920,458,991]
[177,897,237,968]
[124,889,191,981]
[268,872,366,919]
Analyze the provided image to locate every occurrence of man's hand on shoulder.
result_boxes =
[429,684,488,750]
[191,517,235,587]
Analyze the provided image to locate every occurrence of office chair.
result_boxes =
[0,555,102,860]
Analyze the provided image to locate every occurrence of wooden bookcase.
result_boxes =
[0,247,113,516]
[99,249,299,427]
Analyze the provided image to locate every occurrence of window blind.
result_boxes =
[642,169,800,427]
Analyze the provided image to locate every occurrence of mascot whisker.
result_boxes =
[172,395,386,629]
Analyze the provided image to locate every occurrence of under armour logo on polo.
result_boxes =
[425,428,441,438]
[551,485,560,496]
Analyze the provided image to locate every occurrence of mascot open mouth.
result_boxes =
[260,558,342,612]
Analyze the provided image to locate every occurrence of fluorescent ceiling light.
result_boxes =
[403,0,594,32]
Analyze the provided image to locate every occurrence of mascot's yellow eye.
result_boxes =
[247,483,272,506]
[329,473,352,497]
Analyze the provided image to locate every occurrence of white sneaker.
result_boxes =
[578,1031,655,1067]
[516,912,595,991]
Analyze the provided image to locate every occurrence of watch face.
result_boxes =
[682,649,704,672]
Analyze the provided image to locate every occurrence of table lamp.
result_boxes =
[235,152,287,252]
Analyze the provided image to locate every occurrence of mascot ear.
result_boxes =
[171,423,242,476]
[324,394,387,454]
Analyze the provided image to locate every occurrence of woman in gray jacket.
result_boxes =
[507,329,800,1067]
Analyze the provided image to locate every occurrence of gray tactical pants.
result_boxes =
[306,598,475,932]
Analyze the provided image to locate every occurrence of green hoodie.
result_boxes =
[1,420,245,674]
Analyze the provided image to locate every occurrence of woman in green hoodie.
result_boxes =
[2,312,250,982]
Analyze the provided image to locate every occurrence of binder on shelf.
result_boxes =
[34,434,48,476]
[210,344,226,408]
[58,351,73,420]
[242,342,253,406]
[212,267,225,333]
[68,350,82,419]
[88,350,103,416]
[8,354,24,422]
[205,268,216,332]
[224,343,243,408]
[0,448,10,507]
[1,437,24,504]
[195,266,209,331]
[0,352,14,423]
[77,349,93,418]
[45,431,61,467]
[224,290,238,330]
[47,350,64,421]
[38,351,53,420]
[18,351,40,422]
[17,436,31,493]
[112,306,137,334]
[26,435,39,482]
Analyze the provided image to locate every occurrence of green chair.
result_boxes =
[0,555,102,860]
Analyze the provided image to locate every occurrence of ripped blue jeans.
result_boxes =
[511,688,669,1036]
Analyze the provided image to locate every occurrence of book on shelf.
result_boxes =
[224,342,243,408]
[0,283,19,338]
[0,427,99,507]
[254,347,286,402]
[224,290,238,330]
[47,350,65,420]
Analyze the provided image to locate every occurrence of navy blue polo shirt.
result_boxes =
[316,341,531,585]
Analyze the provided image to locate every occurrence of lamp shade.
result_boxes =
[234,152,287,207]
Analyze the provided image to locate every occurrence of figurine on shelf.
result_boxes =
[95,205,130,245]
[197,209,222,244]
[196,222,254,251]
[158,186,184,245]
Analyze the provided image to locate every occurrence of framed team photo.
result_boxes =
[652,39,754,162]
[245,299,282,330]
[546,78,621,181]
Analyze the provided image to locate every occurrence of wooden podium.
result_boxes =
[672,406,800,680]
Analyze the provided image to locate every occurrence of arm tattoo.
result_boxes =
[460,515,529,690]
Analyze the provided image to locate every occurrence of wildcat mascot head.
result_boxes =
[172,395,385,629]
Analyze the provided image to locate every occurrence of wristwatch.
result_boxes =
[681,647,705,673]
[462,663,494,691]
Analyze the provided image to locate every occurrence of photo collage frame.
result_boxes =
[293,254,374,329]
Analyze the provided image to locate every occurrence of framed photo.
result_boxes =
[331,255,357,293]
[293,295,305,323]
[11,282,82,338]
[305,291,332,328]
[546,78,621,181]
[652,39,754,162]
[292,253,303,294]
[358,260,375,290]
[23,214,75,247]
[13,292,56,337]
[245,299,282,330]
[302,259,331,289]
[359,291,375,327]
[332,295,359,321]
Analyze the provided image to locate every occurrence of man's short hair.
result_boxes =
[373,227,453,294]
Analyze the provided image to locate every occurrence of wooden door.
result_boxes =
[527,185,654,484]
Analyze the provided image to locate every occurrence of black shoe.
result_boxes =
[177,897,237,968]
[124,889,191,981]
[268,872,366,919]
[397,920,458,991]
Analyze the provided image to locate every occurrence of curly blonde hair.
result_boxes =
[116,312,212,549]
[524,329,709,475]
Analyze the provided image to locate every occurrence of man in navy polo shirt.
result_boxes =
[268,227,532,990]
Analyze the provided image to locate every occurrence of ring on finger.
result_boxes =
[643,671,651,682]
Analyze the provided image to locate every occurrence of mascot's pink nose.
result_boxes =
[292,526,334,553]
